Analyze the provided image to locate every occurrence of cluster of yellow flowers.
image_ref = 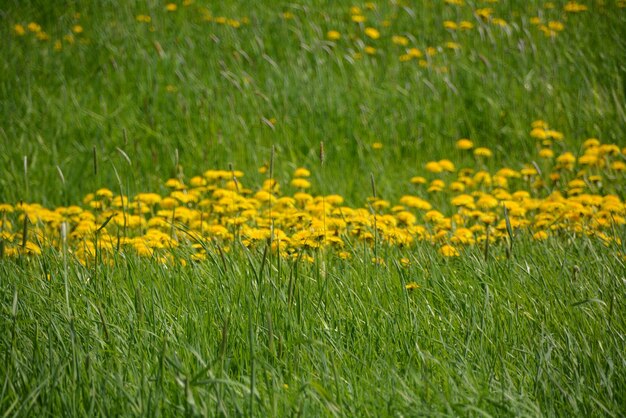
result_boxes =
[12,14,85,51]
[197,9,249,28]
[137,5,249,29]
[12,6,250,51]
[530,17,566,37]
[317,0,622,69]
[1,122,624,266]
[321,4,465,71]
[14,1,623,58]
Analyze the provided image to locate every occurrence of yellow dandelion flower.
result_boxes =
[189,176,206,187]
[327,30,341,40]
[399,196,432,210]
[371,199,390,210]
[428,179,445,193]
[599,144,620,156]
[95,188,114,199]
[14,24,26,36]
[539,149,554,158]
[481,213,497,224]
[438,159,456,172]
[134,193,162,206]
[22,241,42,255]
[564,1,588,12]
[392,35,409,46]
[159,197,179,209]
[262,178,280,192]
[166,3,177,12]
[610,161,626,171]
[425,161,443,173]
[530,128,548,139]
[451,194,475,208]
[567,179,585,189]
[165,178,184,189]
[439,244,460,257]
[0,204,14,213]
[556,152,576,168]
[548,21,564,31]
[407,48,422,58]
[578,154,598,166]
[27,22,41,33]
[410,176,427,185]
[136,14,152,23]
[338,251,351,260]
[405,281,420,290]
[424,210,445,223]
[474,147,493,157]
[372,142,383,149]
[531,120,547,129]
[475,8,493,19]
[449,181,465,192]
[291,178,311,189]
[294,167,311,177]
[364,46,377,55]
[476,194,499,210]
[583,138,600,149]
[452,228,475,245]
[350,6,362,14]
[36,31,50,41]
[325,194,344,205]
[456,138,473,150]
[443,21,458,30]
[521,166,538,177]
[546,130,564,140]
[364,27,380,39]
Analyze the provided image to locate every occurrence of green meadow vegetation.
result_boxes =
[1,0,626,416]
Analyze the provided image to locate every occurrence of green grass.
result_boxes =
[2,240,626,416]
[1,0,626,416]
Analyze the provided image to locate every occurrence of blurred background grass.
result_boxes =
[2,0,624,207]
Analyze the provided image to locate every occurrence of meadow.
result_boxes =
[1,0,626,416]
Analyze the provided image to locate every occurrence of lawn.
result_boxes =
[1,0,626,416]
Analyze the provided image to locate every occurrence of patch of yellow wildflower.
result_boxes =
[0,122,624,266]
[13,0,621,68]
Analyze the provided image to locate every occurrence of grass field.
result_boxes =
[1,0,626,416]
